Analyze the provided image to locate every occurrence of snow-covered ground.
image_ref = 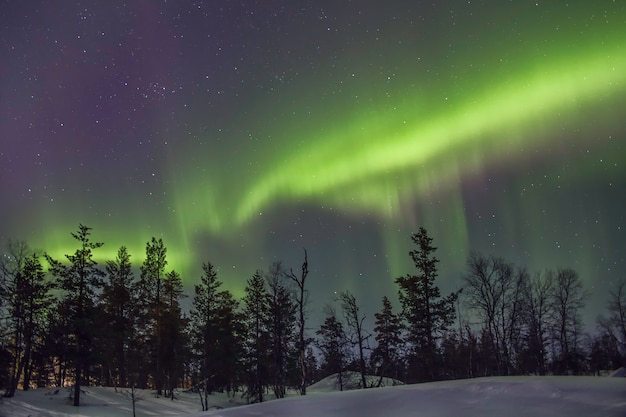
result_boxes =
[1,376,625,417]
[0,386,245,417]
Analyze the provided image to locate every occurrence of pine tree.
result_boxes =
[160,270,187,398]
[45,224,104,406]
[100,246,135,388]
[395,227,457,382]
[137,237,168,395]
[242,270,269,402]
[265,262,296,398]
[2,243,53,397]
[189,262,243,406]
[211,290,243,396]
[371,296,404,384]
[303,346,319,386]
[316,310,349,390]
[190,261,222,398]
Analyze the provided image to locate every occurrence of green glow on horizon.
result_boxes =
[38,227,193,275]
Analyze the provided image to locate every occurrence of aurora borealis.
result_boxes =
[1,1,624,324]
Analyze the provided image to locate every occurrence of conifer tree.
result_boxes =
[371,296,404,384]
[161,270,187,398]
[189,262,243,406]
[395,227,457,382]
[316,309,349,390]
[100,246,135,388]
[2,242,53,397]
[46,224,104,406]
[190,261,222,397]
[265,262,296,398]
[242,270,270,402]
[137,237,168,395]
[303,346,319,386]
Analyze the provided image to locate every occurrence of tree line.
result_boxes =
[0,225,624,407]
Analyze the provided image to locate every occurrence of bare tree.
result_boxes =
[549,268,588,374]
[463,252,527,375]
[339,291,369,388]
[285,249,309,395]
[522,270,554,375]
[597,278,626,363]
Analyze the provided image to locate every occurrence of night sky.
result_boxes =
[1,1,624,327]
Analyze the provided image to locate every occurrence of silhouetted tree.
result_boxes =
[100,246,135,388]
[161,270,187,398]
[1,242,53,396]
[549,268,587,374]
[137,237,168,395]
[371,296,404,384]
[339,290,369,388]
[588,331,622,374]
[316,308,349,390]
[189,261,242,408]
[265,262,296,398]
[242,270,269,403]
[45,224,104,406]
[189,261,222,401]
[462,253,527,375]
[284,249,310,395]
[597,278,626,367]
[521,270,554,375]
[303,346,319,386]
[395,227,457,382]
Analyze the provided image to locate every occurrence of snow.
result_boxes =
[307,371,403,392]
[0,386,245,417]
[1,376,625,417]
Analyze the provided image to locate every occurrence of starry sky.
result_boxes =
[1,1,624,327]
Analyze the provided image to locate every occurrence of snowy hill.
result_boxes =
[202,376,626,417]
[307,371,404,392]
[1,376,625,417]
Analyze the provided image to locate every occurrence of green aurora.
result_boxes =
[2,1,624,319]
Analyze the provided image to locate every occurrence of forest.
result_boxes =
[0,224,624,408]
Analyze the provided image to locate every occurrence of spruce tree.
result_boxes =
[371,296,404,384]
[242,270,269,402]
[316,309,349,390]
[46,224,104,406]
[395,227,457,382]
[190,262,243,400]
[265,262,296,398]
[100,246,135,388]
[190,261,222,398]
[137,237,168,395]
[2,244,53,397]
[160,270,186,398]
